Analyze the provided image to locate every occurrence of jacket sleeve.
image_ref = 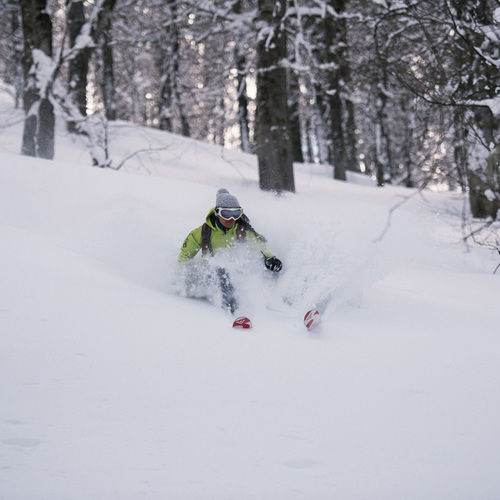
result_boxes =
[178,225,203,262]
[245,228,275,259]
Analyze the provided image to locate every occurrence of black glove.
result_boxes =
[264,256,282,272]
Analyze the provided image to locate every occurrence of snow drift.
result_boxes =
[1,109,500,499]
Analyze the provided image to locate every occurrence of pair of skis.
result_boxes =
[232,308,321,331]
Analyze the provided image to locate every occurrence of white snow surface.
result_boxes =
[1,103,500,499]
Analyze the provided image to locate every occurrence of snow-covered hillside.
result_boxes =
[1,101,500,499]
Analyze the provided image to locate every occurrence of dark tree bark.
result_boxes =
[255,0,295,192]
[448,0,500,218]
[468,106,500,218]
[66,0,117,132]
[374,70,392,186]
[233,0,251,153]
[288,68,304,164]
[309,0,354,180]
[19,0,55,159]
[373,15,392,187]
[66,0,89,132]
[344,95,359,173]
[236,49,251,153]
[5,4,24,108]
[157,0,190,137]
[101,14,116,121]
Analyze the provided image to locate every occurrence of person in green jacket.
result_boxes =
[178,188,282,313]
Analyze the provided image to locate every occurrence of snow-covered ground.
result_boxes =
[1,92,500,499]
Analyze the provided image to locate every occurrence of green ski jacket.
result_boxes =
[178,208,275,262]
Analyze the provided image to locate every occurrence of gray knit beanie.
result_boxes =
[216,188,240,208]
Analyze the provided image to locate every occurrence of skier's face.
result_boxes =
[217,215,237,229]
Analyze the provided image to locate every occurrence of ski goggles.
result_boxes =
[215,207,243,220]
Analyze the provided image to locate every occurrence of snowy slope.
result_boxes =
[1,108,500,499]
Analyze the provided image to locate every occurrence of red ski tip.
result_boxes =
[304,309,321,330]
[232,316,253,329]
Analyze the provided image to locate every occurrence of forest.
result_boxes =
[1,0,500,221]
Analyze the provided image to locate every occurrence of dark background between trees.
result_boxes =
[1,0,500,219]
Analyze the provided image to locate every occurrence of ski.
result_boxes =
[304,309,321,331]
[232,316,253,329]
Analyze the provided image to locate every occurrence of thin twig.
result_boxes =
[373,189,422,243]
[110,146,172,170]
[494,252,500,274]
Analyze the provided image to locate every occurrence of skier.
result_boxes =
[177,188,282,313]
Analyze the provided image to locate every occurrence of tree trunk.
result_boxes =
[236,57,251,153]
[255,0,294,192]
[374,61,391,186]
[309,0,352,180]
[67,0,89,133]
[330,83,347,181]
[468,107,500,219]
[157,2,176,132]
[66,0,117,132]
[101,15,116,121]
[345,96,359,172]
[314,93,330,164]
[19,0,55,159]
[157,0,190,137]
[288,69,304,163]
[401,98,414,188]
[449,0,500,218]
[5,5,24,108]
[233,0,251,153]
[452,107,468,192]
